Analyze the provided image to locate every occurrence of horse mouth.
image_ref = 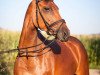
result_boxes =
[57,30,70,42]
[60,35,70,42]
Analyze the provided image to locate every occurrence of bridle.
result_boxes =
[35,0,66,38]
[18,0,66,58]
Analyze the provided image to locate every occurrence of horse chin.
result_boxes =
[58,37,69,42]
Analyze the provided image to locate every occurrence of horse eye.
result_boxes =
[44,7,51,11]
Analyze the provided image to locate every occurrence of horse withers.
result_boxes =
[14,0,89,75]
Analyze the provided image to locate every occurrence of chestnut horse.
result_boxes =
[14,0,89,75]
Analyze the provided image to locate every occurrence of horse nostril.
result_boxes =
[63,32,70,41]
[63,32,67,38]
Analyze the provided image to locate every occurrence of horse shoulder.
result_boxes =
[65,36,89,75]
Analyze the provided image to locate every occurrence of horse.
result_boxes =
[14,0,89,75]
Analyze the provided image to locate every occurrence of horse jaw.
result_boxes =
[38,28,55,40]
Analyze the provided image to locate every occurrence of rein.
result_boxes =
[0,37,56,57]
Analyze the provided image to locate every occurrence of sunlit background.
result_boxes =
[0,0,100,34]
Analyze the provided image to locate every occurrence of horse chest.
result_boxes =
[27,51,76,75]
[27,53,55,75]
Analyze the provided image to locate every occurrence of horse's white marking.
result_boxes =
[38,28,55,40]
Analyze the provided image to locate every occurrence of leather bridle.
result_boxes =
[35,0,66,38]
[18,0,66,58]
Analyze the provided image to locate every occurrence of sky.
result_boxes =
[0,0,100,34]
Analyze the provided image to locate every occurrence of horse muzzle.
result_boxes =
[56,25,70,42]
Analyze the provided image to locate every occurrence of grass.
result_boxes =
[0,29,20,75]
[73,34,100,69]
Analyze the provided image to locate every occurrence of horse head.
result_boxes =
[31,0,70,42]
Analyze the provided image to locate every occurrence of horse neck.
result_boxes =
[19,27,38,49]
[19,17,39,49]
[18,2,37,49]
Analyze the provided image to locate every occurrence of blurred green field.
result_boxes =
[0,29,20,75]
[73,34,100,69]
[0,29,100,75]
